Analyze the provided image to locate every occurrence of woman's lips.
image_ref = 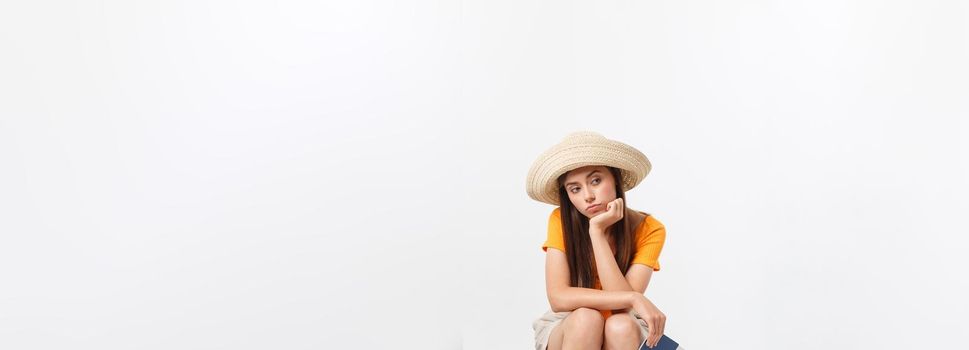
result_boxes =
[587,204,601,212]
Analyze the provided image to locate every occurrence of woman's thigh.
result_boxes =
[545,308,605,350]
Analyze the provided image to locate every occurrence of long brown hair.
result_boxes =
[557,166,640,288]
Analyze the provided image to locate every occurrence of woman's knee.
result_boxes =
[604,312,640,339]
[565,307,605,330]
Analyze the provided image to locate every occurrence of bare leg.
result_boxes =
[545,308,605,350]
[602,311,642,350]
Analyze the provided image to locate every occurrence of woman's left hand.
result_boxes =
[589,198,623,232]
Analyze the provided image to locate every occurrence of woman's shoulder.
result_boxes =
[634,210,665,232]
[546,207,563,229]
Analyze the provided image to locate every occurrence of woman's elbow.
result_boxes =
[548,290,570,312]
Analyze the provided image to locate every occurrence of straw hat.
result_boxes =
[526,131,651,206]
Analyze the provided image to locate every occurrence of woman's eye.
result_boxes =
[592,178,600,185]
[570,187,579,193]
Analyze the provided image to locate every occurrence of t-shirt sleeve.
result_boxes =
[631,215,667,271]
[541,207,566,253]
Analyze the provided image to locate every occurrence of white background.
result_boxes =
[2,1,967,349]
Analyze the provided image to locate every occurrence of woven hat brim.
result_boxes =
[526,135,650,206]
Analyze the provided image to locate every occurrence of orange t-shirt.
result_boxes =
[541,207,667,320]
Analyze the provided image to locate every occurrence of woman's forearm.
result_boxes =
[589,228,640,314]
[549,287,635,313]
[589,230,635,293]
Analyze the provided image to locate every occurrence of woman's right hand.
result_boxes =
[629,292,667,349]
[589,198,624,232]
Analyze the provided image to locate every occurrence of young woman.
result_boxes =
[526,131,681,350]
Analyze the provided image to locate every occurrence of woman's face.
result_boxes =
[562,165,617,218]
